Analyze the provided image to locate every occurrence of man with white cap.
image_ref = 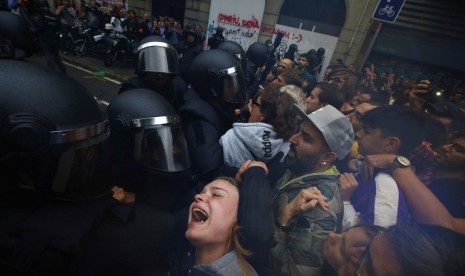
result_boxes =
[270,104,354,276]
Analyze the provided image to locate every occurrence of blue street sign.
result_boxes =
[372,0,406,23]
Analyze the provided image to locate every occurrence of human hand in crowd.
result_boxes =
[235,160,268,182]
[111,186,136,204]
[358,154,397,180]
[409,80,430,109]
[279,186,328,227]
[339,173,358,201]
[410,79,430,95]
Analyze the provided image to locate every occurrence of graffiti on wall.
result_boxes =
[207,0,265,50]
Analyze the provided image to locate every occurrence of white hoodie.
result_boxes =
[219,122,290,168]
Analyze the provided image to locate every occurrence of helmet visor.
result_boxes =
[1,130,113,201]
[219,67,247,104]
[132,124,190,173]
[136,42,179,74]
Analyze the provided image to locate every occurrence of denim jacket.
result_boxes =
[271,166,343,276]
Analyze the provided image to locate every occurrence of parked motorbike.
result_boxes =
[103,31,139,67]
[61,25,81,54]
[73,21,111,57]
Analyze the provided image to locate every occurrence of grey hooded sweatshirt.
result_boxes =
[219,122,290,168]
[190,250,258,275]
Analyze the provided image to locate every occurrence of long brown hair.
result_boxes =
[218,177,254,276]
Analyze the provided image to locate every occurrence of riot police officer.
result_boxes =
[119,35,186,111]
[181,49,247,184]
[0,59,115,275]
[106,88,193,209]
[178,23,203,83]
[216,40,247,74]
[216,40,250,122]
[0,11,35,59]
[207,26,225,49]
[81,88,194,275]
[245,42,270,96]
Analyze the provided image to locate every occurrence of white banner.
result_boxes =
[206,0,265,50]
[264,24,339,80]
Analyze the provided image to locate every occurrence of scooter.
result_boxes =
[73,21,111,57]
[103,31,139,67]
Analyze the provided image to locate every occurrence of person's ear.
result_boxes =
[259,112,266,122]
[384,136,400,153]
[320,152,337,165]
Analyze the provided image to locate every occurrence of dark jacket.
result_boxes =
[180,89,232,183]
[271,167,343,276]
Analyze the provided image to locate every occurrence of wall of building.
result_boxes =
[130,0,378,66]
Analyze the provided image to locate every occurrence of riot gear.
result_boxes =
[135,35,179,76]
[0,11,35,58]
[189,49,247,104]
[107,88,190,174]
[216,40,247,73]
[207,26,225,49]
[246,42,270,67]
[0,60,110,201]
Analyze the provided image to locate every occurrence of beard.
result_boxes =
[285,144,326,176]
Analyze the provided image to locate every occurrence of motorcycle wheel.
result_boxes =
[104,50,118,67]
[74,40,88,56]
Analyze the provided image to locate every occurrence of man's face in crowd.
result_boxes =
[329,72,347,89]
[299,56,309,68]
[286,120,328,175]
[356,124,386,156]
[306,87,323,113]
[348,102,377,133]
[277,58,293,70]
[274,73,286,86]
[435,135,465,171]
[351,91,372,107]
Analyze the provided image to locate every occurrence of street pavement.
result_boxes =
[60,53,136,83]
[25,52,131,108]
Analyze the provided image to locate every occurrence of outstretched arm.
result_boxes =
[363,154,464,234]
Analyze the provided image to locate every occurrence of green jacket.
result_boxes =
[271,166,343,276]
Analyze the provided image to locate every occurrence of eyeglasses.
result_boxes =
[352,225,385,276]
[355,245,369,276]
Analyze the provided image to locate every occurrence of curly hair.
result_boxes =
[259,86,298,139]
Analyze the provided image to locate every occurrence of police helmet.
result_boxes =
[0,60,111,201]
[246,42,270,67]
[107,89,190,173]
[135,35,179,76]
[216,40,246,71]
[189,49,247,104]
[0,11,35,59]
[184,21,198,40]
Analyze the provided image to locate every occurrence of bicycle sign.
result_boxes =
[379,5,395,17]
[372,0,406,23]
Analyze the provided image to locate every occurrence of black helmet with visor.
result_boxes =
[135,35,179,76]
[189,49,247,104]
[0,60,111,201]
[107,89,190,174]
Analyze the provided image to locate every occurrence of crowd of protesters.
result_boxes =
[2,2,465,275]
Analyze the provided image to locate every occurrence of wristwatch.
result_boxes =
[386,155,411,173]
